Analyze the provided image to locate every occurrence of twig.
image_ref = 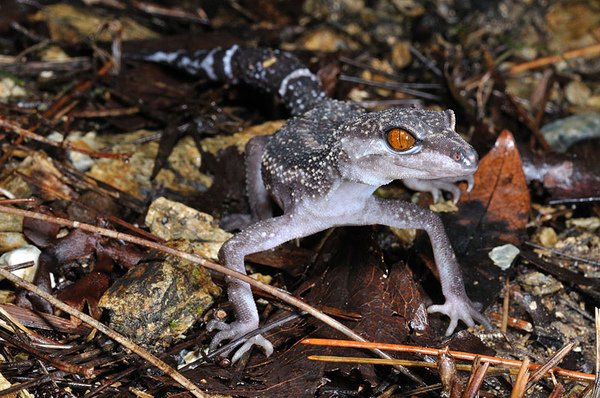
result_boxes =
[410,45,442,76]
[339,74,441,101]
[356,99,422,108]
[82,366,135,398]
[301,339,595,382]
[0,116,131,159]
[488,311,533,332]
[130,0,209,24]
[525,342,575,390]
[0,57,92,75]
[531,69,554,127]
[0,58,112,169]
[525,241,600,268]
[511,358,530,398]
[306,355,472,370]
[548,382,564,398]
[501,279,510,334]
[338,56,442,89]
[547,197,600,205]
[463,358,490,398]
[593,308,600,398]
[70,106,140,118]
[0,264,207,397]
[13,39,52,63]
[0,203,421,383]
[0,327,92,377]
[509,43,600,75]
[0,371,67,397]
[42,59,114,122]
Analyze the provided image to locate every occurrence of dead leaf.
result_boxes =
[457,130,530,247]
[442,130,530,307]
[23,206,61,247]
[57,271,110,321]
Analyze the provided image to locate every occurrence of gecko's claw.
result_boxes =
[465,174,475,192]
[427,295,491,336]
[207,319,274,363]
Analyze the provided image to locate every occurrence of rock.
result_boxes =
[564,80,591,106]
[145,197,231,261]
[488,244,520,270]
[0,245,41,282]
[540,112,600,153]
[99,240,221,351]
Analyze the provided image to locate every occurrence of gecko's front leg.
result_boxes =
[209,212,325,362]
[359,197,490,335]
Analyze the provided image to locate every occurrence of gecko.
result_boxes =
[134,46,490,362]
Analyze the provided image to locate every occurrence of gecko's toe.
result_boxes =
[428,296,490,336]
[207,319,274,363]
[437,181,461,203]
[231,335,273,363]
[207,319,231,333]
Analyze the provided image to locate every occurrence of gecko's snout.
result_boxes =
[453,147,479,170]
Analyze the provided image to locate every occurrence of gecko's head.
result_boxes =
[337,108,478,185]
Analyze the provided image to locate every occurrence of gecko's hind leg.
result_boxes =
[245,135,272,220]
[219,135,272,231]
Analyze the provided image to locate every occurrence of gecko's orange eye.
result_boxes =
[386,128,416,152]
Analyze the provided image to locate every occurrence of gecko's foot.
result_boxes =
[402,178,467,204]
[207,319,274,363]
[427,295,491,336]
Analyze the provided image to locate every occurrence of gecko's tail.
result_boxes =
[126,45,327,115]
[123,48,213,76]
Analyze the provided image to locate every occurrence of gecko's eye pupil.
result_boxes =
[386,128,416,151]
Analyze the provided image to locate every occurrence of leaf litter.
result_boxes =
[0,0,599,396]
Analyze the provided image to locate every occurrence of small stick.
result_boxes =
[525,342,575,390]
[70,107,140,118]
[0,116,131,159]
[592,308,600,396]
[0,327,91,377]
[0,371,67,397]
[463,358,490,398]
[301,338,595,382]
[511,358,530,398]
[488,312,533,332]
[509,43,600,75]
[339,74,441,101]
[501,279,510,334]
[525,241,600,267]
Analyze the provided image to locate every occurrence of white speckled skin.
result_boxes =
[136,46,489,361]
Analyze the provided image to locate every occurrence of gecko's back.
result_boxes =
[261,99,364,207]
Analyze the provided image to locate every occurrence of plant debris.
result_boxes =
[0,1,599,396]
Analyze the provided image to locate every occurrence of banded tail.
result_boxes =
[131,46,327,115]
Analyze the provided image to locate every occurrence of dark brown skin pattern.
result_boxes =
[137,46,490,362]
